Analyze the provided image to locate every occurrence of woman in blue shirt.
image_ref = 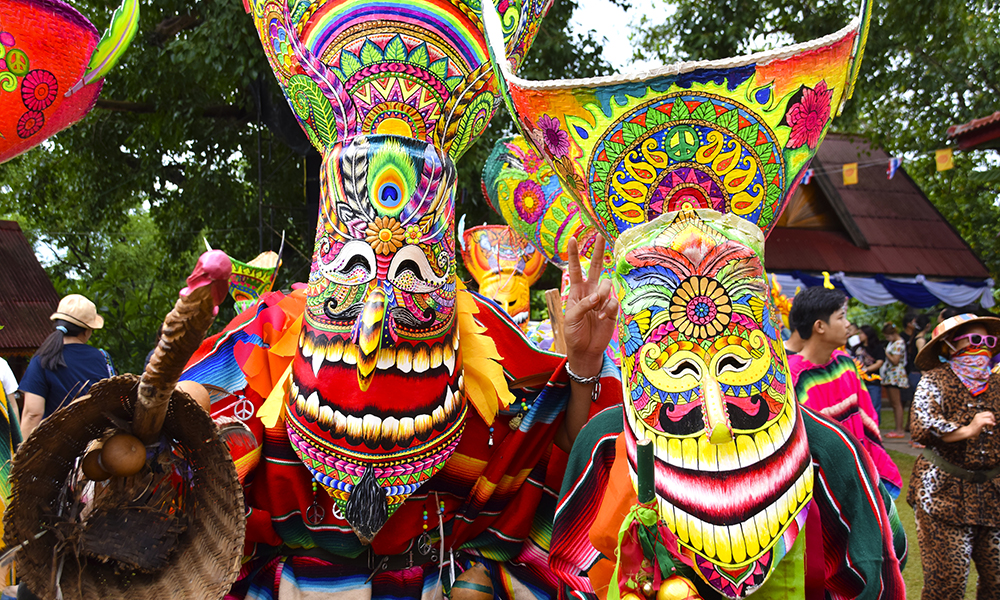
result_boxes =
[19,294,113,439]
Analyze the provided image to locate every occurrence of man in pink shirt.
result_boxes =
[788,286,903,496]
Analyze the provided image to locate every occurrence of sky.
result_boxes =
[570,0,662,72]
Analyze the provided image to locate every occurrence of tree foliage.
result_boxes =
[0,0,614,370]
[633,0,1000,288]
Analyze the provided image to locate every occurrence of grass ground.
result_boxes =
[882,411,979,599]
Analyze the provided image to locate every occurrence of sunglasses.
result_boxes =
[953,333,999,349]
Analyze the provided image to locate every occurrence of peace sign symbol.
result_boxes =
[6,50,28,76]
[664,125,700,162]
[233,398,255,421]
[306,502,326,525]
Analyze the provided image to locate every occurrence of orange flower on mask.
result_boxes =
[365,216,405,255]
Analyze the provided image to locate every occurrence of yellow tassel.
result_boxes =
[258,362,292,428]
[822,271,834,290]
[456,281,515,426]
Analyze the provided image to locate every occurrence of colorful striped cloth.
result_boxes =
[788,351,902,497]
[191,290,622,598]
[552,405,907,600]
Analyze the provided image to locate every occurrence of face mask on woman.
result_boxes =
[947,345,993,396]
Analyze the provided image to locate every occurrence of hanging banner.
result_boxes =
[936,148,954,171]
[843,162,858,185]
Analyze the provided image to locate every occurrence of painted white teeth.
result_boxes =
[442,343,456,375]
[415,414,432,436]
[319,405,333,428]
[396,346,412,373]
[346,415,363,439]
[311,345,325,378]
[377,347,395,369]
[301,338,313,358]
[452,330,460,350]
[305,392,320,420]
[295,394,306,413]
[327,338,344,362]
[398,416,415,441]
[333,410,347,435]
[363,415,381,441]
[432,405,445,426]
[381,416,398,444]
[342,343,357,365]
[412,345,430,373]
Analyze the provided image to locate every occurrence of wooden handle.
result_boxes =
[544,288,566,355]
[133,251,231,444]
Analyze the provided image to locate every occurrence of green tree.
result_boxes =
[633,0,1000,287]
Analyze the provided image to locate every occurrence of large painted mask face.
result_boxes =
[613,210,811,597]
[460,225,544,330]
[288,135,463,542]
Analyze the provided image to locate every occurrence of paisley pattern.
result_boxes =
[613,210,812,598]
[459,224,545,330]
[482,0,872,242]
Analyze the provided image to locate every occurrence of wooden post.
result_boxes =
[544,288,566,355]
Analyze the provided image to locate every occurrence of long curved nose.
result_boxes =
[702,370,733,445]
[354,286,387,391]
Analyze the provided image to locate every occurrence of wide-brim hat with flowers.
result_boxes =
[915,313,1000,371]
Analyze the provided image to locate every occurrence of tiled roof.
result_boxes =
[0,221,60,354]
[765,134,989,279]
[946,111,1000,150]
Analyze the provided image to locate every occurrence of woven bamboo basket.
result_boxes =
[3,374,245,599]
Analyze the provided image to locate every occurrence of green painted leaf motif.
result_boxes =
[445,76,465,91]
[384,35,408,62]
[691,101,716,122]
[623,121,646,146]
[596,201,611,220]
[766,185,780,201]
[603,139,625,161]
[717,109,738,133]
[671,98,690,120]
[551,204,567,221]
[331,67,348,83]
[288,74,337,147]
[360,40,384,66]
[340,50,362,79]
[763,161,780,179]
[592,180,606,199]
[429,57,449,79]
[541,230,556,247]
[755,142,773,164]
[646,107,671,127]
[408,43,430,68]
[594,159,612,180]
[738,123,759,145]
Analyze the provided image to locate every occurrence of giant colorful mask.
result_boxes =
[0,0,137,163]
[614,210,811,596]
[244,0,550,542]
[482,0,871,594]
[460,224,544,330]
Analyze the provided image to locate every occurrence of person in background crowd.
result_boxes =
[785,311,804,355]
[18,294,114,440]
[901,313,931,431]
[881,323,909,438]
[852,324,886,421]
[909,313,1000,600]
[788,287,902,495]
[0,356,16,416]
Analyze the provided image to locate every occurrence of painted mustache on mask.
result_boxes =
[659,394,770,436]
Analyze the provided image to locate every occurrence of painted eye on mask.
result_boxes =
[321,240,377,286]
[711,331,771,389]
[388,245,449,293]
[667,358,701,380]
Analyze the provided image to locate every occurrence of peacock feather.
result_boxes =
[367,139,417,216]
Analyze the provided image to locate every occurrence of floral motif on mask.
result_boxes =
[613,210,812,598]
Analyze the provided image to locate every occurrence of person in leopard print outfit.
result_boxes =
[908,313,1000,600]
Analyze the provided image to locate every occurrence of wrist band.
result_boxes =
[565,362,602,402]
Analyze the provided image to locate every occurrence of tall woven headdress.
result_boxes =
[244,0,549,543]
[482,2,872,597]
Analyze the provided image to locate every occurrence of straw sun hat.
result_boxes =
[51,294,104,330]
[914,313,1000,371]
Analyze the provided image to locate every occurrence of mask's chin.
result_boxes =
[624,400,813,597]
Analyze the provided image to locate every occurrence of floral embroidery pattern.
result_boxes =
[669,276,732,338]
[16,110,43,138]
[21,69,57,111]
[785,81,833,149]
[537,114,569,157]
[513,180,545,223]
[365,216,404,255]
